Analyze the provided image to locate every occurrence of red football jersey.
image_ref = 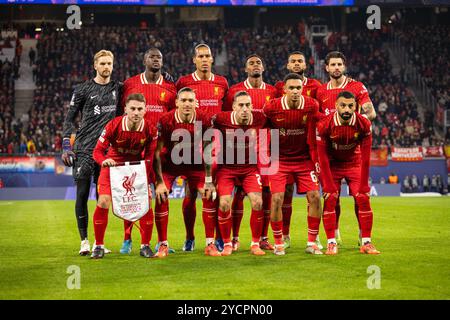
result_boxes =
[224,79,278,111]
[212,110,267,168]
[315,76,371,116]
[176,72,228,115]
[316,111,372,193]
[122,73,177,124]
[263,95,319,163]
[93,115,157,164]
[158,109,210,170]
[275,76,322,99]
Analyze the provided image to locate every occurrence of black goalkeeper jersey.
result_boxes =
[63,79,123,155]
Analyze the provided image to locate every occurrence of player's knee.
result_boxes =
[97,195,111,209]
[271,193,284,211]
[307,191,320,206]
[250,196,263,211]
[219,198,231,212]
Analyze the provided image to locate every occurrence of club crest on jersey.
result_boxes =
[354,132,359,139]
[160,91,166,101]
[307,89,311,96]
[302,115,308,124]
[112,91,116,100]
[140,138,146,146]
[266,96,271,101]
[214,87,219,96]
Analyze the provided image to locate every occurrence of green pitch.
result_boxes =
[0,197,449,300]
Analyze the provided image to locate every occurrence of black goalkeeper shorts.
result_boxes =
[73,152,100,183]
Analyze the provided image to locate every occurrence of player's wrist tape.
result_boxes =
[205,176,212,183]
[62,138,72,152]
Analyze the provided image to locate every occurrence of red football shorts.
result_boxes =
[269,160,319,194]
[216,166,263,196]
[162,166,206,193]
[330,162,361,196]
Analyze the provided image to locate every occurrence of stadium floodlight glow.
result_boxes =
[35,28,42,32]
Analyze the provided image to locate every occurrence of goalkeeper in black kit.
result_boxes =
[62,50,123,255]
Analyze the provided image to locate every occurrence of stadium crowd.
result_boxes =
[0,25,447,154]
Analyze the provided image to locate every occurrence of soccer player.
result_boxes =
[120,48,177,254]
[91,93,158,259]
[316,51,376,245]
[274,51,323,249]
[264,73,322,256]
[224,54,277,252]
[176,44,228,251]
[207,91,267,256]
[62,50,122,255]
[275,51,322,99]
[316,91,380,255]
[153,87,221,257]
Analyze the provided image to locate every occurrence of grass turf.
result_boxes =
[0,197,449,300]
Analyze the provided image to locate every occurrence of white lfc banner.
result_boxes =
[110,161,149,222]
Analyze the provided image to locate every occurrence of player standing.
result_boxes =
[274,51,323,249]
[224,54,277,252]
[210,91,267,256]
[62,50,122,255]
[119,48,177,254]
[316,91,380,255]
[176,44,228,251]
[264,73,322,255]
[91,93,158,259]
[153,87,221,257]
[316,51,376,245]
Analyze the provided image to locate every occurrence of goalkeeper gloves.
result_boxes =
[61,138,76,167]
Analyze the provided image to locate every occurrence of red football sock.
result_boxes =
[231,188,245,238]
[182,196,196,240]
[250,209,264,243]
[155,199,169,243]
[218,208,232,243]
[139,208,154,245]
[93,206,109,246]
[282,193,293,236]
[123,220,133,241]
[357,198,373,239]
[307,215,321,243]
[335,200,341,229]
[322,198,337,241]
[202,198,216,239]
[271,220,283,246]
[354,202,362,230]
[261,189,271,238]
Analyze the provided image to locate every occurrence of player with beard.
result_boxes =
[62,50,122,256]
[316,51,376,246]
[119,48,177,255]
[224,55,277,252]
[264,73,322,256]
[176,44,228,252]
[316,91,380,255]
[274,51,323,250]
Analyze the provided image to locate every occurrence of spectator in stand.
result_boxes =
[380,177,386,184]
[388,172,399,184]
[436,175,443,194]
[403,175,412,193]
[411,174,419,193]
[430,175,438,193]
[29,47,36,66]
[0,178,4,188]
[423,174,430,192]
